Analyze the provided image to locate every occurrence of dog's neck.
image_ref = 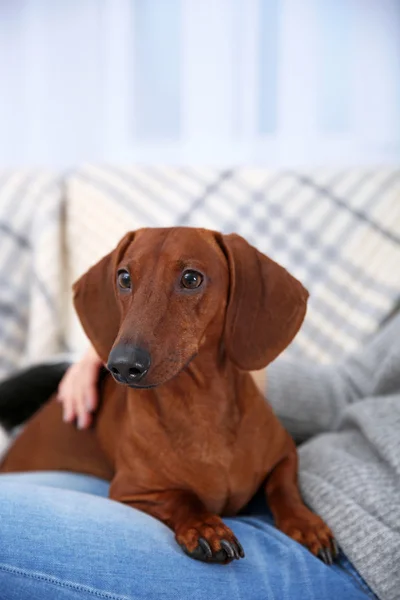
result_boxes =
[125,343,244,428]
[182,340,226,386]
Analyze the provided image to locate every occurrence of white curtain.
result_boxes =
[0,0,399,167]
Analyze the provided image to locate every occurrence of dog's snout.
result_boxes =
[107,345,151,385]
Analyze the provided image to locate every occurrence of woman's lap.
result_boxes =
[0,471,110,496]
[0,472,373,600]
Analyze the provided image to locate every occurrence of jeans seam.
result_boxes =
[336,558,378,600]
[0,563,133,600]
[334,565,376,600]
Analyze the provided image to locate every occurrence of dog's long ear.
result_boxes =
[218,233,308,370]
[73,232,135,363]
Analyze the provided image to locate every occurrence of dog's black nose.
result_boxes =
[107,345,151,385]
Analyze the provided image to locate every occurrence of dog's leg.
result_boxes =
[265,449,338,565]
[110,487,245,564]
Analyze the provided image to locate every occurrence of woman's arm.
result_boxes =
[252,311,400,442]
[252,361,354,443]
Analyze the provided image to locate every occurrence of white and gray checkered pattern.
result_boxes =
[64,165,400,363]
[0,170,67,380]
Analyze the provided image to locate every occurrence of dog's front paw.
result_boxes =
[176,515,245,564]
[277,509,339,565]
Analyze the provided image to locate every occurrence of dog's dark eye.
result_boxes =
[181,270,203,290]
[117,270,132,290]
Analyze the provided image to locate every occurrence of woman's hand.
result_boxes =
[251,368,267,394]
[57,346,103,429]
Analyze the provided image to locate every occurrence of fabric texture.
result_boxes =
[267,311,400,600]
[0,170,67,380]
[64,165,400,362]
[0,472,372,600]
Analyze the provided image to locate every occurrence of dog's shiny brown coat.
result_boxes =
[0,228,336,563]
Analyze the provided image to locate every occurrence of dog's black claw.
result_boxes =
[213,549,228,562]
[318,548,333,565]
[232,542,241,560]
[181,536,245,563]
[236,539,245,558]
[198,537,213,560]
[181,542,210,562]
[221,540,236,560]
[331,539,339,557]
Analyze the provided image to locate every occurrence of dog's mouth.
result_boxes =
[127,381,158,390]
[114,352,199,390]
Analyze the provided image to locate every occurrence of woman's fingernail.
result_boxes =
[78,415,86,429]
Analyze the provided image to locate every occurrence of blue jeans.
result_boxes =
[0,472,376,600]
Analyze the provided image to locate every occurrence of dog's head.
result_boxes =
[73,227,308,388]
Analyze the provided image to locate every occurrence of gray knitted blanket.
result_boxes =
[267,312,400,600]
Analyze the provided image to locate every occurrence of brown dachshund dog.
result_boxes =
[0,227,337,565]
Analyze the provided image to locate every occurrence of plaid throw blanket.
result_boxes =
[0,171,67,380]
[65,165,400,363]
